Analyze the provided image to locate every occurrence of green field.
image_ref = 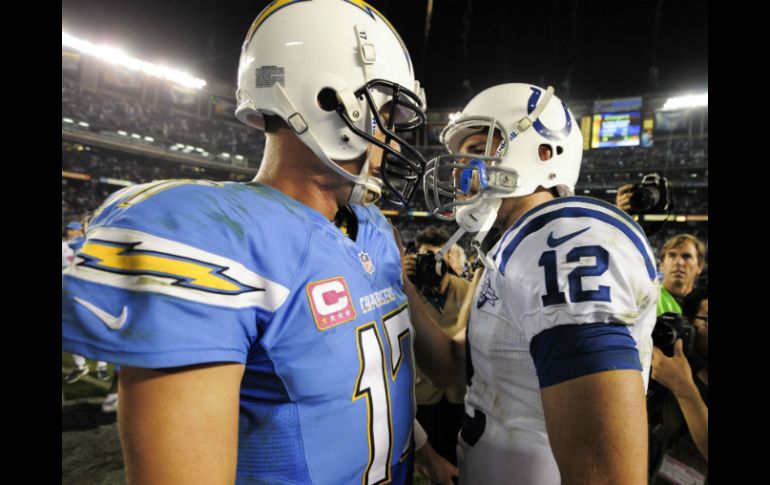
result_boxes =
[61,352,116,401]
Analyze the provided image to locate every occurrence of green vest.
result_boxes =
[657,285,682,316]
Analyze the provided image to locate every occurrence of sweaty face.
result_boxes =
[452,132,554,200]
[453,132,504,200]
[660,241,703,293]
[367,108,401,177]
[334,107,401,204]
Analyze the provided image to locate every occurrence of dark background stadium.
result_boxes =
[62,0,707,105]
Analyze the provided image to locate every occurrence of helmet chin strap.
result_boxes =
[436,198,502,271]
[349,156,382,205]
[271,84,382,205]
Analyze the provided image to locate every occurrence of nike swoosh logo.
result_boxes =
[74,297,128,330]
[547,226,591,247]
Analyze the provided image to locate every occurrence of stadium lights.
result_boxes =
[117,130,128,136]
[661,92,707,111]
[62,31,207,90]
[448,111,463,122]
[221,152,230,158]
[131,133,141,139]
[235,155,244,160]
[78,121,90,127]
[63,118,74,123]
[144,136,154,142]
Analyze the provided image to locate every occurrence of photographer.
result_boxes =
[404,226,471,465]
[616,173,673,237]
[619,178,708,480]
[650,287,708,483]
[657,234,706,314]
[617,178,705,312]
[615,182,637,213]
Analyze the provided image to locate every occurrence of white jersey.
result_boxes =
[459,196,659,485]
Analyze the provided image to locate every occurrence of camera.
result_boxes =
[628,173,671,215]
[651,312,695,357]
[408,249,447,288]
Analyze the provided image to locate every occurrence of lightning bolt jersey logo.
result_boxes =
[66,226,290,311]
[78,240,261,295]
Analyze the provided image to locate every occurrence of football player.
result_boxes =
[63,1,449,483]
[407,83,659,484]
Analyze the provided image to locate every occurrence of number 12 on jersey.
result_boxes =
[539,245,612,306]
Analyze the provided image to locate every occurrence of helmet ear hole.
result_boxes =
[556,146,564,155]
[538,144,554,161]
[317,88,340,112]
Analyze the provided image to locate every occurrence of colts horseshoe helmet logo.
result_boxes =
[527,87,573,142]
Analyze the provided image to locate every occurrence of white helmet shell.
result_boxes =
[442,83,583,198]
[235,0,427,205]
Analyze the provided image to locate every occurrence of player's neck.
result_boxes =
[500,190,556,231]
[255,131,347,220]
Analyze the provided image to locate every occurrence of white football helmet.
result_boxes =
[236,0,428,206]
[424,83,583,224]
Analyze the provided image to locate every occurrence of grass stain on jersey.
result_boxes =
[207,211,245,241]
[159,214,180,232]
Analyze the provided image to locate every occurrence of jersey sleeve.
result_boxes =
[62,180,293,369]
[490,197,659,387]
[493,196,659,341]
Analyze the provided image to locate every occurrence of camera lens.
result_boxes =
[630,186,660,213]
[652,319,677,348]
[410,251,446,287]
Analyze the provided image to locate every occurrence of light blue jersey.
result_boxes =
[62,180,415,484]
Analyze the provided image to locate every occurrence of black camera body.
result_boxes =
[409,250,447,288]
[651,312,695,357]
[629,173,671,215]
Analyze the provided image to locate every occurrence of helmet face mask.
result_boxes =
[340,79,427,206]
[235,0,427,206]
[424,119,506,220]
[424,83,583,221]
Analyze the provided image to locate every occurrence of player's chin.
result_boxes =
[456,192,479,202]
[336,183,355,205]
[334,150,368,171]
